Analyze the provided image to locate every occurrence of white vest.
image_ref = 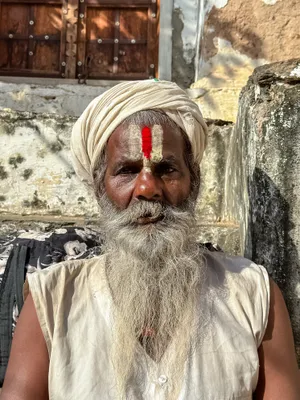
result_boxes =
[27,251,269,400]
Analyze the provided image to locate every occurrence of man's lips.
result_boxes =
[137,215,164,225]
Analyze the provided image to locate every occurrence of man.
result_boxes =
[1,80,299,399]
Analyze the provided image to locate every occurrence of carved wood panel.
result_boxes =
[0,0,159,80]
[0,0,67,77]
[77,0,159,80]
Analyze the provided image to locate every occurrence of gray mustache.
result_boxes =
[117,201,168,225]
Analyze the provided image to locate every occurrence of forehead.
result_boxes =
[106,122,186,161]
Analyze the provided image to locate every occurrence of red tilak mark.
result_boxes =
[141,126,152,159]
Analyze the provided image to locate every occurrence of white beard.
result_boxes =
[99,195,206,399]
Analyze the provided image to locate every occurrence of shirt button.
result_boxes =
[158,375,168,386]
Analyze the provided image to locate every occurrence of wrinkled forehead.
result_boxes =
[107,122,186,162]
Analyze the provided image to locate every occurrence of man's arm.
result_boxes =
[254,279,300,399]
[1,293,49,400]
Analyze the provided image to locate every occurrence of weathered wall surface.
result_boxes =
[226,59,300,363]
[0,110,99,218]
[0,109,239,254]
[0,80,107,117]
[172,0,199,87]
[192,0,300,122]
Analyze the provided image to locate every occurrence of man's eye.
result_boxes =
[164,167,176,174]
[156,164,177,175]
[116,167,139,175]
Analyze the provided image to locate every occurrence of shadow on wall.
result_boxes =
[246,167,300,363]
[190,6,266,113]
[204,7,265,61]
[191,51,250,111]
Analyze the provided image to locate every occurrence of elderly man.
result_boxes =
[1,80,299,399]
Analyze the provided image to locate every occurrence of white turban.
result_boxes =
[71,79,208,186]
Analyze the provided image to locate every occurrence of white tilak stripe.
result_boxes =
[127,125,142,160]
[151,125,163,162]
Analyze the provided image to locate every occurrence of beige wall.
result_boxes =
[193,0,300,121]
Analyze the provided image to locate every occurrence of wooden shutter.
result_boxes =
[77,0,159,80]
[0,0,159,80]
[0,0,67,77]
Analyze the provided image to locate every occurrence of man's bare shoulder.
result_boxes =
[255,279,300,399]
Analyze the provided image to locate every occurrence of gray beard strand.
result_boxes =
[98,194,206,399]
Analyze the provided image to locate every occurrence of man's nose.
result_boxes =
[133,169,163,202]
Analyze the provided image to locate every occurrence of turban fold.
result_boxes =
[71,79,208,186]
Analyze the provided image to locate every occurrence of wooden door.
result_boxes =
[0,0,67,77]
[0,0,160,80]
[77,0,159,80]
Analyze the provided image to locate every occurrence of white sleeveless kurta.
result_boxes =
[27,251,269,400]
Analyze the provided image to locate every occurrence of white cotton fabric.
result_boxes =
[27,251,270,400]
[70,80,208,186]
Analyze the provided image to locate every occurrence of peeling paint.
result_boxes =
[172,7,195,87]
[50,141,63,153]
[8,154,25,169]
[291,65,300,78]
[0,165,8,180]
[262,0,277,4]
[22,169,33,180]
[37,148,47,159]
[174,1,199,64]
[23,191,48,209]
[206,0,229,11]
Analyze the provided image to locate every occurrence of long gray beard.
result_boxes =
[99,195,206,399]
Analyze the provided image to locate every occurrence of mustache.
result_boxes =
[99,193,196,236]
[111,201,169,226]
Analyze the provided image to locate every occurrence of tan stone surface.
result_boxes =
[194,0,300,121]
[204,0,300,63]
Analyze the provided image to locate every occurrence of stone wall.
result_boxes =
[0,80,107,117]
[226,59,300,363]
[0,110,98,219]
[0,109,239,254]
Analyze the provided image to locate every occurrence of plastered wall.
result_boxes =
[173,0,300,121]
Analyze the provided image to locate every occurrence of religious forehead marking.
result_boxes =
[127,125,142,160]
[127,124,163,168]
[150,125,163,163]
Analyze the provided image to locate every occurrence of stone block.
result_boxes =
[197,119,234,223]
[228,59,300,363]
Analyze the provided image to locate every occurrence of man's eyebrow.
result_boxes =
[159,155,178,164]
[112,158,141,169]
